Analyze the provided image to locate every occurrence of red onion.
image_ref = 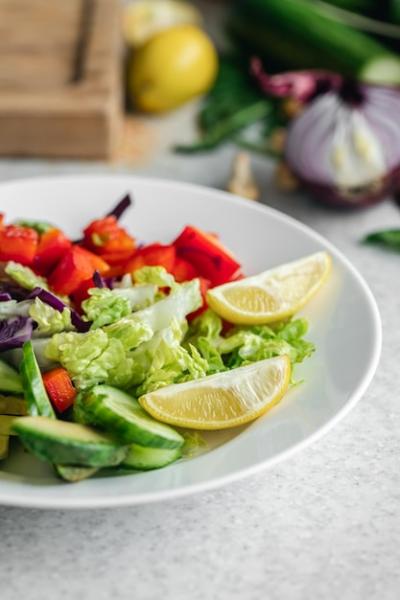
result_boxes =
[0,316,35,351]
[252,60,400,208]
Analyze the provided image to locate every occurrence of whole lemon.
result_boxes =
[129,24,218,113]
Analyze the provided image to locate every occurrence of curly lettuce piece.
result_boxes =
[5,262,48,291]
[133,266,176,289]
[0,300,32,319]
[82,289,132,328]
[112,285,157,310]
[44,281,202,391]
[29,298,72,336]
[82,285,158,329]
[45,330,135,390]
[105,318,153,350]
[185,310,225,375]
[221,318,315,368]
[133,320,208,396]
[127,279,201,333]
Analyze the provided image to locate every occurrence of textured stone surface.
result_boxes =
[0,94,399,600]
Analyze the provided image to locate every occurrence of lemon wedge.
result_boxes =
[139,356,291,430]
[207,251,331,325]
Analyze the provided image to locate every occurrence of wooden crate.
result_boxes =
[0,0,122,159]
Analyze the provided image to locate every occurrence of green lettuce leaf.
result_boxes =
[220,318,315,368]
[126,279,202,333]
[133,266,176,289]
[29,298,72,335]
[5,261,48,291]
[133,319,208,396]
[45,330,135,389]
[0,300,32,319]
[82,289,132,328]
[45,281,202,390]
[185,310,226,374]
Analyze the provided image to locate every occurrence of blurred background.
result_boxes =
[2,0,400,223]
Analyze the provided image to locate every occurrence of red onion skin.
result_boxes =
[294,164,400,209]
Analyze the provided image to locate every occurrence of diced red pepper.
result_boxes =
[173,226,241,286]
[43,368,76,413]
[124,243,176,274]
[33,228,72,275]
[48,246,98,295]
[83,216,136,262]
[188,276,211,321]
[0,214,5,229]
[76,246,110,275]
[170,257,198,282]
[0,225,38,266]
[71,276,95,310]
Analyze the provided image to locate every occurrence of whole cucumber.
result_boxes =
[229,0,400,84]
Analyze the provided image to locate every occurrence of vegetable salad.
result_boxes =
[0,195,314,480]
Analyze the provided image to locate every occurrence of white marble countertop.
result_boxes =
[1,0,399,588]
[0,125,399,599]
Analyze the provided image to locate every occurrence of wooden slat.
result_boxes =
[0,0,122,158]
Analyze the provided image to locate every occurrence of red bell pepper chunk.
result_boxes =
[170,257,198,282]
[76,246,110,275]
[43,368,76,413]
[83,216,136,261]
[173,226,241,286]
[0,225,39,266]
[48,246,98,296]
[71,276,95,310]
[33,228,72,275]
[124,243,176,274]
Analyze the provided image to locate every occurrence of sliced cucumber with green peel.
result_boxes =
[20,341,55,418]
[80,385,184,449]
[122,444,182,470]
[0,360,23,394]
[0,395,27,416]
[0,415,19,436]
[55,464,98,482]
[12,416,127,467]
[0,434,9,460]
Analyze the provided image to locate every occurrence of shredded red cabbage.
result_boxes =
[0,316,35,351]
[28,287,90,333]
[106,193,132,220]
[93,271,106,288]
[0,293,12,302]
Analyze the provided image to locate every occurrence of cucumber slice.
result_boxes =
[0,415,18,436]
[122,444,182,470]
[0,360,23,394]
[12,416,127,467]
[20,341,55,418]
[0,434,9,460]
[0,395,27,416]
[80,385,184,449]
[55,464,98,482]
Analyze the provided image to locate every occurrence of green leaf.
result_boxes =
[363,229,400,251]
[82,289,132,329]
[29,298,72,335]
[133,266,176,289]
[45,330,135,390]
[13,220,54,234]
[5,262,48,291]
[175,56,277,153]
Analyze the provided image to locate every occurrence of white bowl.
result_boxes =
[0,175,381,509]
